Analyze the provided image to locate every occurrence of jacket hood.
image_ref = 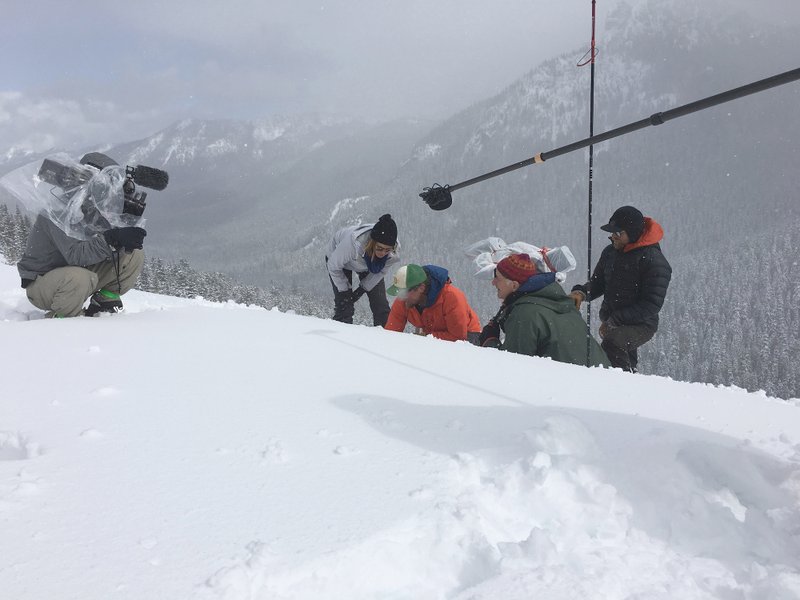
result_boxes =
[503,273,559,309]
[515,281,575,314]
[517,272,556,294]
[624,217,664,252]
[422,264,449,307]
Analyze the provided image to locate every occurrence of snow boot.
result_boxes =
[84,289,123,317]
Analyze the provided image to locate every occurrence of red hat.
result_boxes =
[496,253,537,283]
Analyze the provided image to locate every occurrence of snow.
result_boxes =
[1,258,799,600]
[328,195,369,223]
[413,144,442,160]
[206,139,239,156]
[253,124,286,143]
[127,132,165,165]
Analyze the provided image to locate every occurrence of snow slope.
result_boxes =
[1,259,799,600]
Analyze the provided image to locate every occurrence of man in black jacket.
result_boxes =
[570,206,672,372]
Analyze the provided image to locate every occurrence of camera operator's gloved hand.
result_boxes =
[479,319,501,347]
[104,227,147,251]
[351,286,366,303]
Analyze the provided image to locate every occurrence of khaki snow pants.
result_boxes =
[26,249,144,317]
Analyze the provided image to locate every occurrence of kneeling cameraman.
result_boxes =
[18,217,146,317]
[14,152,166,318]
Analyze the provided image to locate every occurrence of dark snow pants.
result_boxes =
[601,323,656,372]
[329,269,390,326]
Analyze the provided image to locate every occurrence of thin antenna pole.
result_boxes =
[585,0,597,365]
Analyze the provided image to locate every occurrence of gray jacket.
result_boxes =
[17,213,114,284]
[326,224,399,292]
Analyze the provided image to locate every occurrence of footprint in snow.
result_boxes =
[14,479,42,495]
[79,428,105,440]
[316,428,342,438]
[446,419,466,432]
[0,469,45,508]
[333,445,359,457]
[408,486,433,500]
[0,431,42,461]
[260,438,289,465]
[91,386,120,398]
[139,537,158,550]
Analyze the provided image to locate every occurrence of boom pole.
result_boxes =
[420,66,800,210]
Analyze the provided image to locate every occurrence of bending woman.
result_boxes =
[326,214,398,326]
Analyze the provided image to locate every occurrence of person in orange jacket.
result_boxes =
[384,263,481,343]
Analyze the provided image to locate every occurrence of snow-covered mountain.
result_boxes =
[119,114,374,167]
[2,258,799,600]
[106,115,433,271]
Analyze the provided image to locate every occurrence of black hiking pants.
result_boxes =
[601,323,656,372]
[329,268,390,326]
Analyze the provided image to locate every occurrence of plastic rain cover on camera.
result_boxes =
[464,237,576,283]
[0,153,145,241]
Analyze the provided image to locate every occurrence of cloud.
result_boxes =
[0,92,157,153]
[1,0,797,154]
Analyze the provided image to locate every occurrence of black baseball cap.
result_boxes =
[600,206,644,240]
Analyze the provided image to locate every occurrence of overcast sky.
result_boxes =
[1,0,798,154]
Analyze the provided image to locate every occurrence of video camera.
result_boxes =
[38,152,169,218]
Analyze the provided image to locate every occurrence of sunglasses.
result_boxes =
[396,284,423,299]
[374,243,394,253]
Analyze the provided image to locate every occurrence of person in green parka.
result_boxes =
[478,253,609,368]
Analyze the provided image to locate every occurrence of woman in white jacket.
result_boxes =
[326,214,398,325]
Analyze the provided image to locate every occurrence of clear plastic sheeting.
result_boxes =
[0,153,145,241]
[465,237,576,283]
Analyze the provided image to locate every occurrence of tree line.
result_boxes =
[642,219,799,400]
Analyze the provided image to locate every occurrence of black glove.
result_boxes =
[478,319,501,347]
[104,227,147,251]
[335,287,362,309]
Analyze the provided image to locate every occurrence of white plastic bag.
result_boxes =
[465,237,576,283]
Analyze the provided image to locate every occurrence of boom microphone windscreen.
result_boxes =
[132,165,169,190]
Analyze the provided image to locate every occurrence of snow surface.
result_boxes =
[1,259,799,600]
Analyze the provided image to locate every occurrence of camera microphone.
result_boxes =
[131,165,169,191]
